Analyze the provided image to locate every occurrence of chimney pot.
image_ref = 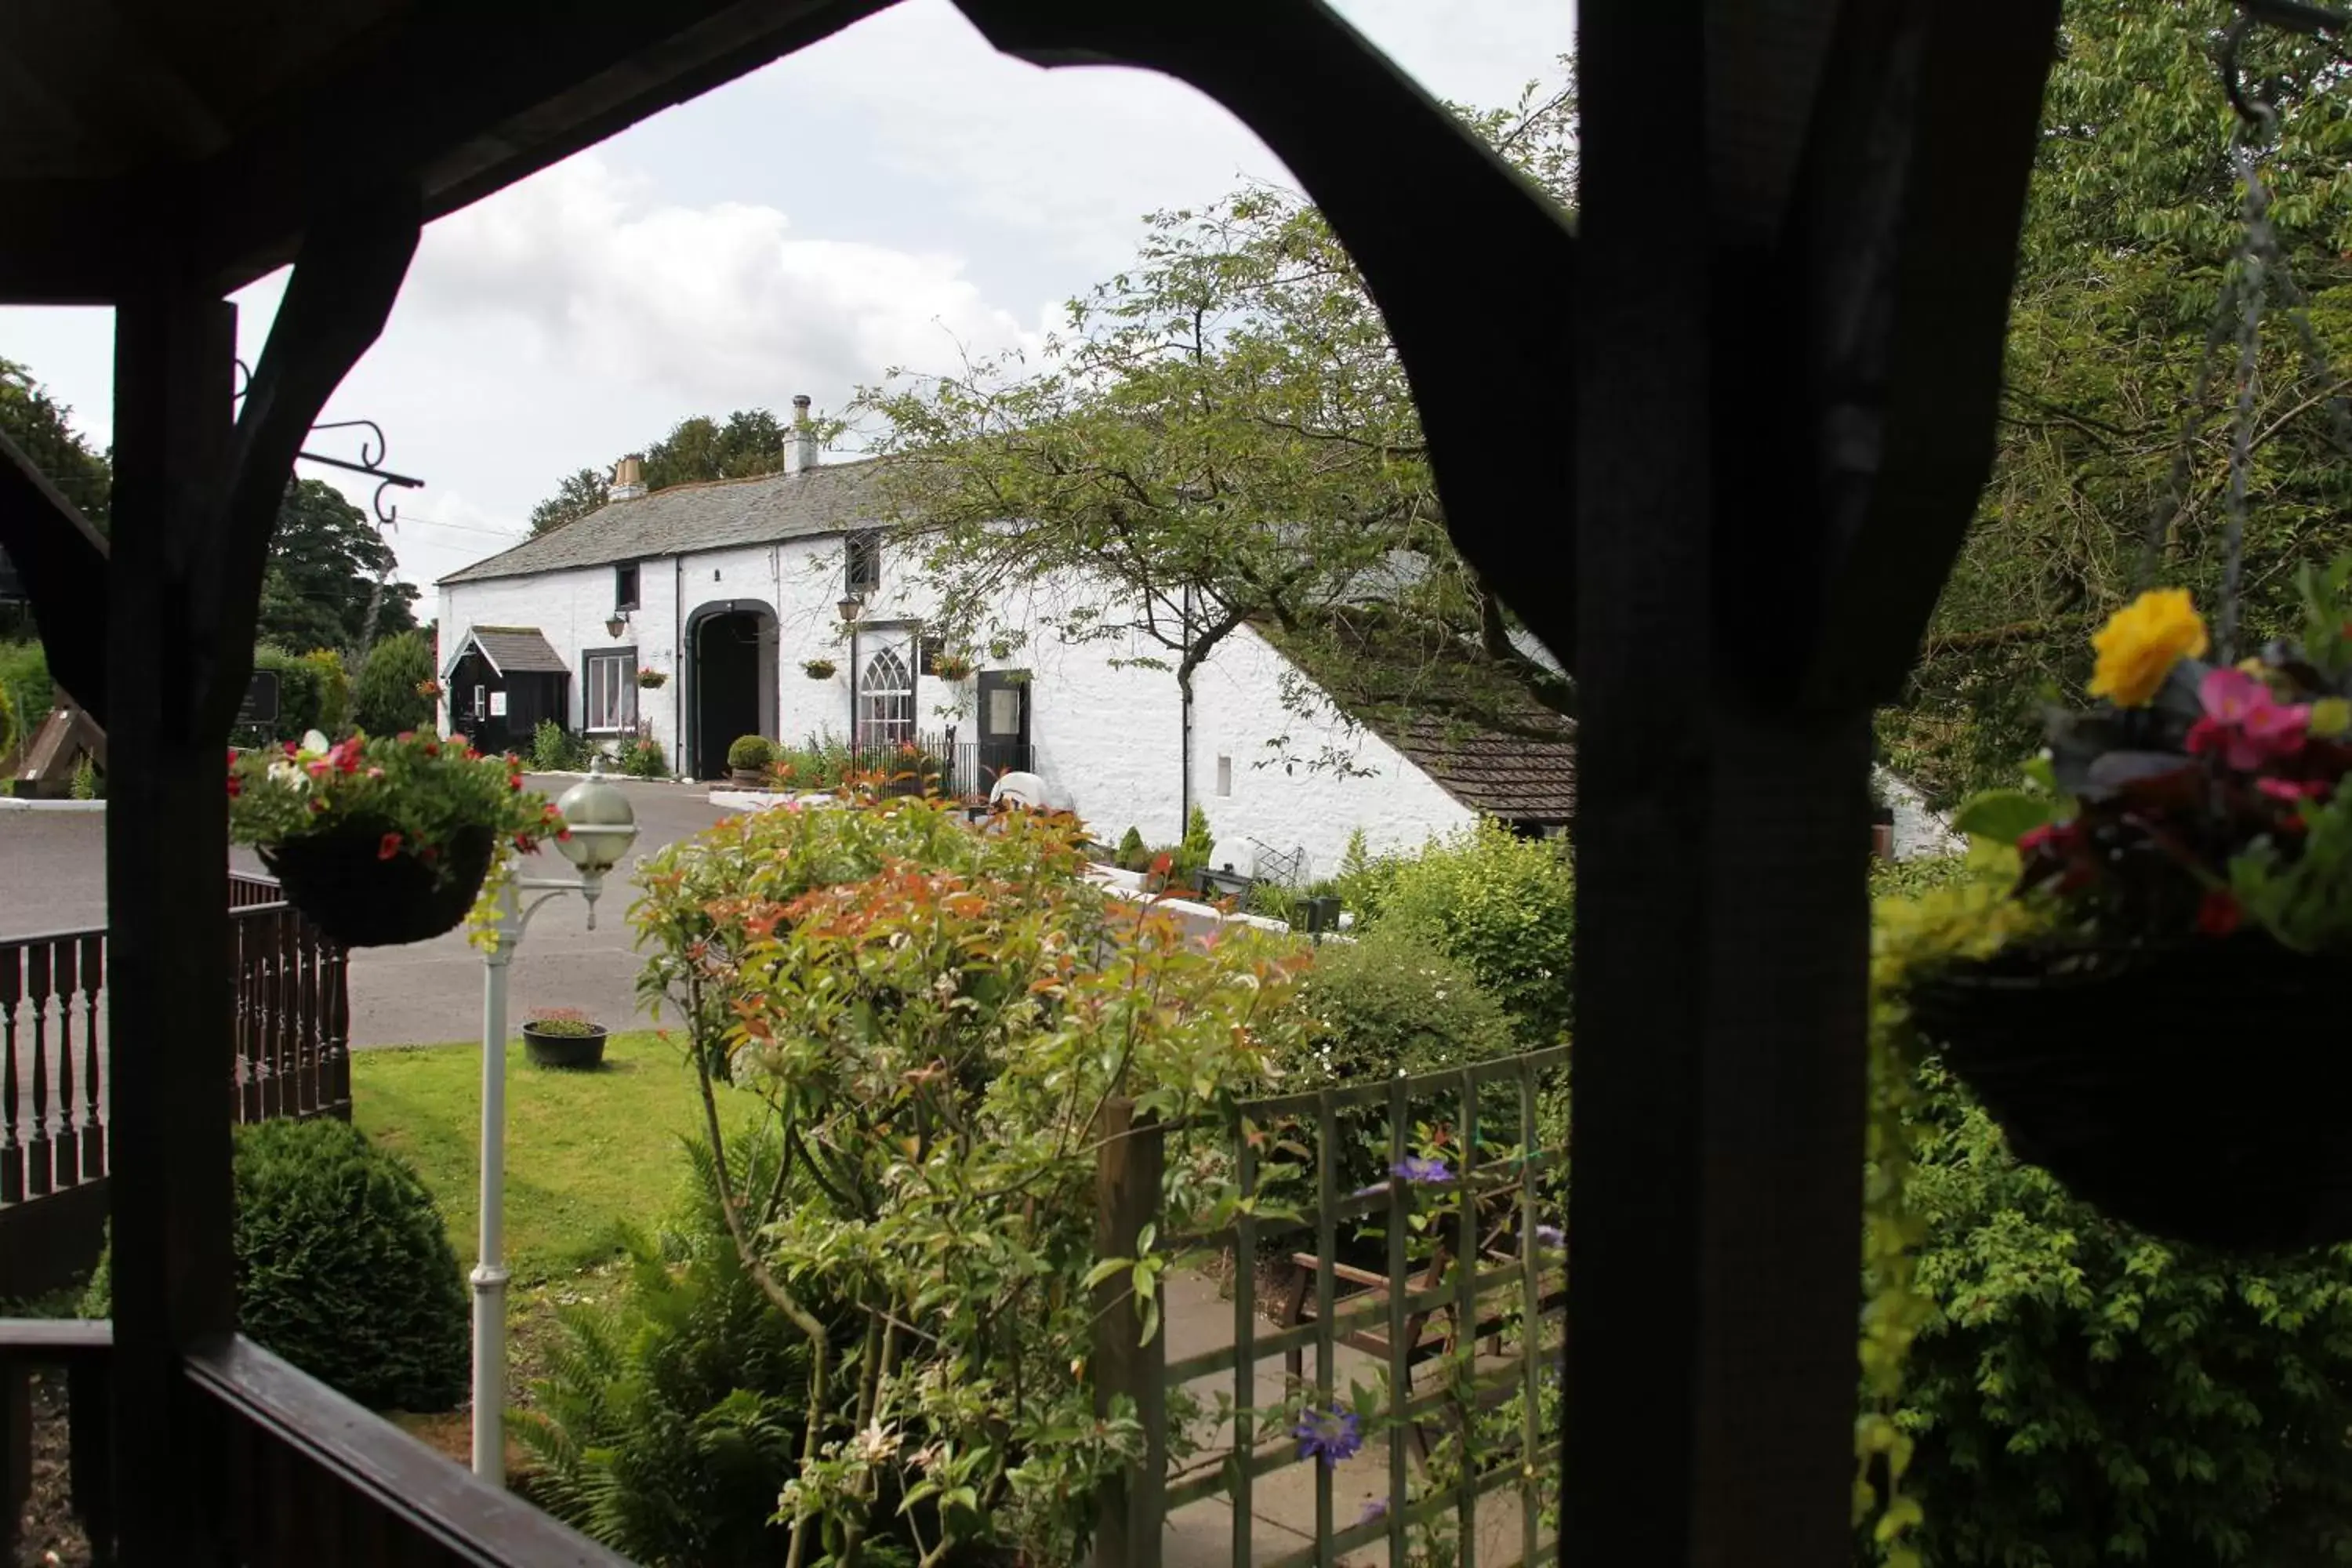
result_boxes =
[609,454,647,501]
[784,394,819,476]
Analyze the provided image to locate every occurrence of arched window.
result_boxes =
[861,647,914,750]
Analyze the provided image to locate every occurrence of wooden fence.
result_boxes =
[1093,1047,1569,1568]
[0,873,348,1298]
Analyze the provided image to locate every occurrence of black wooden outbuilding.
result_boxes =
[0,0,2061,1562]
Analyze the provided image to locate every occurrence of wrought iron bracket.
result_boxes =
[234,365,424,525]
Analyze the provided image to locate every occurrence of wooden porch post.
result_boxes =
[106,277,240,1563]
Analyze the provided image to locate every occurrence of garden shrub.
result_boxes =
[517,1130,818,1566]
[532,717,579,772]
[622,734,668,779]
[252,644,325,739]
[1174,802,1215,879]
[769,730,855,792]
[725,733,773,771]
[82,1119,466,1411]
[1884,1065,2352,1568]
[1114,824,1149,871]
[633,794,1314,1565]
[352,630,437,737]
[1293,927,1518,1085]
[301,648,350,736]
[0,639,53,746]
[1367,820,1575,1045]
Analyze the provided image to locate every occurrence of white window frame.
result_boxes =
[860,646,915,750]
[583,648,636,734]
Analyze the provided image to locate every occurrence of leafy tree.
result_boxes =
[531,466,609,535]
[352,629,437,736]
[256,479,417,654]
[527,408,791,535]
[851,73,1577,757]
[642,409,786,492]
[1882,0,2352,804]
[0,358,109,532]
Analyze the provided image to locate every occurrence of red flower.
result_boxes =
[514,834,532,853]
[421,741,438,757]
[282,741,299,757]
[377,832,403,861]
[557,827,572,842]
[420,845,439,862]
[509,774,523,791]
[541,803,560,820]
[226,775,241,798]
[2016,820,2081,858]
[2197,887,2243,937]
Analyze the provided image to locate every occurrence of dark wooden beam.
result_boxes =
[1791,0,2060,707]
[946,0,1581,665]
[105,274,239,1566]
[0,426,107,721]
[196,191,420,738]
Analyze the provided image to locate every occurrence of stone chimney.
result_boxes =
[608,454,647,501]
[784,394,819,476]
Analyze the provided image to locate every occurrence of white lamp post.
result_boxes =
[470,757,639,1485]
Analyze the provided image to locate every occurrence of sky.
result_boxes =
[0,0,1571,593]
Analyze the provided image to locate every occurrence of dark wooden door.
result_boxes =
[975,670,1029,786]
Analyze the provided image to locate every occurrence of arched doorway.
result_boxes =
[684,598,777,780]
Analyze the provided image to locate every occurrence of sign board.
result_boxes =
[236,669,280,727]
[488,691,507,717]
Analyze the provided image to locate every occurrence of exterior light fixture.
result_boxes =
[469,755,640,1487]
[605,613,628,639]
[837,594,865,624]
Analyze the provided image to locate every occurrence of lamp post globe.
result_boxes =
[553,757,638,876]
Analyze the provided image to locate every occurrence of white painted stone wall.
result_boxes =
[442,517,1479,876]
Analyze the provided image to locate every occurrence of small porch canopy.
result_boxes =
[439,626,568,684]
[0,0,2064,1563]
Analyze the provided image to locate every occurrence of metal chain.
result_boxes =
[2222,132,2272,660]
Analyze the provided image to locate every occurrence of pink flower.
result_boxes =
[377,832,402,861]
[2257,776,2332,802]
[2187,667,2310,771]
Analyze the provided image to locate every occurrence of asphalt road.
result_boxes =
[0,777,731,1047]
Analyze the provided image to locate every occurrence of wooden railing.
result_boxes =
[0,880,349,1299]
[2,1324,632,1566]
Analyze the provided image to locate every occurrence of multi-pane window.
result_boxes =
[845,532,881,597]
[860,647,914,750]
[584,648,635,732]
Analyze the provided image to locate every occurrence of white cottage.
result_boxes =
[436,404,1577,880]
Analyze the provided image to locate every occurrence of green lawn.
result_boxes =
[352,1030,746,1285]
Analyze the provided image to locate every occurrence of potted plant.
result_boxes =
[932,652,975,683]
[521,1006,608,1069]
[727,733,775,786]
[1914,566,2352,1248]
[229,730,568,948]
[802,658,837,681]
[635,666,668,690]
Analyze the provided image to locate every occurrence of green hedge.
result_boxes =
[83,1119,467,1413]
[252,644,325,739]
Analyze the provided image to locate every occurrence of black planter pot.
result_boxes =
[260,822,495,949]
[522,1023,608,1070]
[1907,934,2352,1251]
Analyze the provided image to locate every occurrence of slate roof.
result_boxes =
[1372,713,1577,824]
[1264,612,1577,826]
[439,459,895,585]
[448,626,568,677]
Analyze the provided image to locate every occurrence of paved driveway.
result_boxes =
[0,777,731,1046]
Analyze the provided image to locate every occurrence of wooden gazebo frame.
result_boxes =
[0,0,2060,1560]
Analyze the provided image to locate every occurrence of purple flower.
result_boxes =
[1293,1406,1365,1468]
[1357,1497,1389,1526]
[1391,1156,1453,1185]
[1534,1223,1566,1250]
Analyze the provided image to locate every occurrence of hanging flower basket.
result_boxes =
[230,731,568,949]
[262,818,496,948]
[415,678,444,701]
[1909,934,2352,1250]
[932,654,975,683]
[1931,575,2352,1250]
[803,659,837,681]
[636,666,668,690]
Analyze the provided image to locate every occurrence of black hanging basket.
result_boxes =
[1907,934,2352,1251]
[259,822,495,949]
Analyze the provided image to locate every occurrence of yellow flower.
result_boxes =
[2311,697,2350,738]
[2089,589,2208,707]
